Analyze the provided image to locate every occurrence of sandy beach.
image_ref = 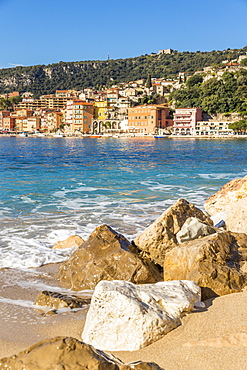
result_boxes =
[0,265,247,370]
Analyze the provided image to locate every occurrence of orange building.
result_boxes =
[8,91,20,98]
[128,104,173,134]
[66,100,94,133]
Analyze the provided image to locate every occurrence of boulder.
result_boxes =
[34,291,91,311]
[176,217,216,244]
[57,224,162,291]
[134,199,213,266]
[204,176,247,233]
[224,198,247,234]
[52,235,84,249]
[164,231,246,300]
[82,280,201,351]
[231,232,247,276]
[0,336,164,370]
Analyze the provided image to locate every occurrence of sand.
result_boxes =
[0,266,247,369]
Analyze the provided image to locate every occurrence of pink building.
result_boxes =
[173,108,202,135]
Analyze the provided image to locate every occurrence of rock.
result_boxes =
[34,290,91,311]
[176,217,216,244]
[205,175,247,215]
[164,231,246,300]
[58,224,162,291]
[82,280,201,351]
[231,232,247,275]
[204,176,247,233]
[52,235,84,249]
[224,198,247,233]
[134,199,213,266]
[0,336,164,370]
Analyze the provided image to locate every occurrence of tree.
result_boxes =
[201,95,219,114]
[229,120,247,133]
[146,74,152,89]
[186,74,203,87]
[240,58,247,66]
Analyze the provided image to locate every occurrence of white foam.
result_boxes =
[198,173,238,180]
[0,237,74,269]
[0,296,36,309]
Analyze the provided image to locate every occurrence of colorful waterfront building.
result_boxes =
[0,110,10,130]
[36,109,64,132]
[66,100,94,133]
[128,104,173,135]
[2,116,16,131]
[173,108,202,135]
[22,117,41,132]
[94,100,111,120]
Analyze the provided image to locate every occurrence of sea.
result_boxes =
[0,136,247,270]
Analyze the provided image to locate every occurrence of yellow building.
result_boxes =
[94,101,111,120]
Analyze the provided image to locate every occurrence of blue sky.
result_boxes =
[1,0,247,68]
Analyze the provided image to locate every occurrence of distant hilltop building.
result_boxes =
[158,48,177,55]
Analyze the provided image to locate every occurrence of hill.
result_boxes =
[0,46,247,96]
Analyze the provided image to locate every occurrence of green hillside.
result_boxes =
[0,46,247,96]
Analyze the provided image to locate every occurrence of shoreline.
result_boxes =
[0,133,247,139]
[0,265,247,369]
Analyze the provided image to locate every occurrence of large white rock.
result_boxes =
[82,280,201,351]
[176,217,216,244]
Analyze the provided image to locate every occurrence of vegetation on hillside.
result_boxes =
[170,69,247,115]
[229,119,247,133]
[0,46,246,97]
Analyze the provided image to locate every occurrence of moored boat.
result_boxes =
[153,134,169,138]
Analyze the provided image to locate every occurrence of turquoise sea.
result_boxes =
[0,136,247,269]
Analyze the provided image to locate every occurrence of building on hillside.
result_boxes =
[14,109,33,117]
[119,88,139,98]
[66,100,94,133]
[158,48,176,55]
[8,91,20,98]
[40,95,70,109]
[18,95,71,110]
[152,84,166,96]
[128,104,173,135]
[55,90,79,98]
[195,120,234,136]
[17,97,47,110]
[173,108,202,135]
[134,79,145,85]
[105,89,120,105]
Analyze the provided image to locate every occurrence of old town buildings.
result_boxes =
[0,72,238,135]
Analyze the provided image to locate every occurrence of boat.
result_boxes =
[54,133,66,137]
[89,135,102,138]
[19,132,28,137]
[153,134,169,138]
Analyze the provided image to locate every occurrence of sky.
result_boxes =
[0,0,247,69]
